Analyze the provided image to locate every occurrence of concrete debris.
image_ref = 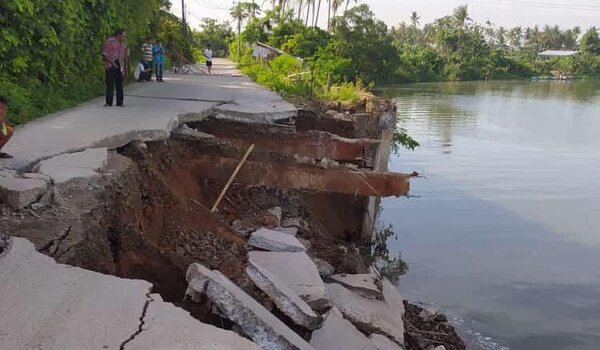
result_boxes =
[34,148,109,184]
[248,251,331,312]
[326,283,405,345]
[313,258,335,278]
[310,307,376,350]
[186,263,315,350]
[418,306,439,322]
[329,273,382,300]
[432,347,447,350]
[248,227,306,252]
[172,124,215,140]
[382,278,405,318]
[246,257,323,330]
[267,207,282,227]
[21,172,52,184]
[0,170,48,209]
[127,293,259,350]
[369,334,403,350]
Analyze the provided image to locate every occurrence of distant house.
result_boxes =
[252,42,285,61]
[538,50,579,57]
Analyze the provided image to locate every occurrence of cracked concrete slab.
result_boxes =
[248,251,331,312]
[0,237,152,350]
[0,237,260,350]
[127,294,259,350]
[0,59,296,171]
[0,170,48,209]
[248,227,306,252]
[34,148,109,184]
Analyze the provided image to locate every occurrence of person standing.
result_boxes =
[102,29,127,107]
[0,96,13,158]
[141,38,154,81]
[152,39,166,82]
[203,44,213,75]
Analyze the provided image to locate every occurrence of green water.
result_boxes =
[379,80,600,350]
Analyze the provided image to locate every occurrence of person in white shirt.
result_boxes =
[134,60,152,82]
[203,45,213,74]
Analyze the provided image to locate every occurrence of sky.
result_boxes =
[170,0,600,30]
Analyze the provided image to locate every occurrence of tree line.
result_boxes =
[201,2,600,85]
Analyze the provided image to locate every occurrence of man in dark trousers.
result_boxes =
[102,29,127,107]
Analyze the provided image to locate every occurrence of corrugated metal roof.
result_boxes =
[538,50,579,57]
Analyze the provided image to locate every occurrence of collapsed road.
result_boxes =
[0,59,465,350]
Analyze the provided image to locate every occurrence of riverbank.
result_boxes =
[0,59,463,350]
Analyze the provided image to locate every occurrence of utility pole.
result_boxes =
[181,0,187,36]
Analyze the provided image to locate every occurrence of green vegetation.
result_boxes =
[0,0,194,124]
[220,1,600,96]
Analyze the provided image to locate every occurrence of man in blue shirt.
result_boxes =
[153,40,166,82]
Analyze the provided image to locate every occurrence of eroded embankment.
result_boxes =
[0,97,465,350]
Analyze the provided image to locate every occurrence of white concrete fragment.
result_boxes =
[186,263,315,350]
[369,334,403,350]
[0,171,47,209]
[434,346,447,350]
[330,273,382,300]
[281,217,308,230]
[326,283,405,345]
[248,251,331,311]
[382,278,405,317]
[0,237,152,350]
[310,307,377,350]
[246,258,323,330]
[248,228,306,252]
[127,293,259,350]
[35,148,109,184]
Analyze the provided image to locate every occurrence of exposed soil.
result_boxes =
[404,302,467,350]
[0,96,465,349]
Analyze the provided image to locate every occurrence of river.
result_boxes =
[378,81,600,350]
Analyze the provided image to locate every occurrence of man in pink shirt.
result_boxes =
[102,29,127,107]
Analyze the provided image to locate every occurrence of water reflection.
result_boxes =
[379,80,600,350]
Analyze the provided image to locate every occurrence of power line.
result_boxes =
[467,0,600,12]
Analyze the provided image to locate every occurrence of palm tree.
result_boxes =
[452,5,470,29]
[230,2,260,59]
[410,11,420,28]
[314,0,322,27]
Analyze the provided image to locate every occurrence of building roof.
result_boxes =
[538,50,579,57]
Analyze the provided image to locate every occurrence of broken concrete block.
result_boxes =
[0,171,48,209]
[231,219,257,238]
[127,293,259,350]
[310,307,376,350]
[433,346,447,350]
[382,278,405,317]
[186,263,315,350]
[248,228,306,252]
[330,273,382,300]
[35,148,108,184]
[246,257,323,330]
[298,238,312,250]
[326,283,405,345]
[313,258,335,278]
[21,172,52,184]
[248,251,330,311]
[369,334,403,350]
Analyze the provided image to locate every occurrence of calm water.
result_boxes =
[378,81,600,350]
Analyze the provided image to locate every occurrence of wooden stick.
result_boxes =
[210,144,255,213]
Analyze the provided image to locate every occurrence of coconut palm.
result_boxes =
[314,0,322,27]
[344,0,358,13]
[453,5,470,29]
[410,11,420,28]
[230,2,260,58]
